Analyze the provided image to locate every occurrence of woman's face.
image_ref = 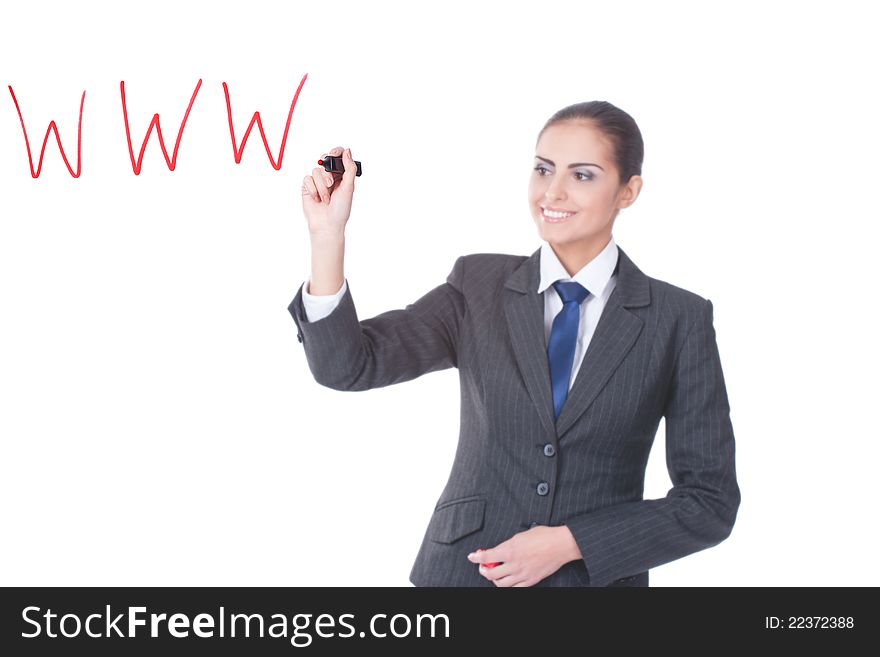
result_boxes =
[528,120,640,251]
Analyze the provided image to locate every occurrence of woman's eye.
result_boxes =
[534,165,592,181]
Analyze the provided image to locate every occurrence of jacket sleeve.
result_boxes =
[301,277,348,322]
[288,256,467,391]
[563,298,741,587]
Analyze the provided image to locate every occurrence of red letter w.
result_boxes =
[223,73,308,170]
[7,86,86,178]
[120,79,202,175]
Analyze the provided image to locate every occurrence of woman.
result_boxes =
[289,101,740,587]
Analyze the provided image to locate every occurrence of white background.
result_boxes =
[1,0,877,586]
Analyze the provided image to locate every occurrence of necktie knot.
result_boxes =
[552,280,590,305]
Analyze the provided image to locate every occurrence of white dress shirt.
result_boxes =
[301,276,349,322]
[300,235,619,393]
[538,236,619,391]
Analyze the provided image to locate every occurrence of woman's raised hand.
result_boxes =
[302,145,357,239]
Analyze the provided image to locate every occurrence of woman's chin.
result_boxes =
[536,221,573,239]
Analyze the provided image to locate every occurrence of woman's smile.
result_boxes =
[541,206,577,222]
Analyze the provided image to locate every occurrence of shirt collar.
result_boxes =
[538,235,619,298]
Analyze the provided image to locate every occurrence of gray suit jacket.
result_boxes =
[288,245,740,587]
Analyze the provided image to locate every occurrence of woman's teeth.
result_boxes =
[542,208,575,222]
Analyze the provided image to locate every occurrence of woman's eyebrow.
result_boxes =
[535,155,604,171]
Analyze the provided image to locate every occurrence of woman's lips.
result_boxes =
[542,207,576,223]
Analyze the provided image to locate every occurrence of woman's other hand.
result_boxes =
[302,145,357,239]
[467,525,582,587]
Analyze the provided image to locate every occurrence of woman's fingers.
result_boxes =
[302,175,318,202]
[326,146,345,190]
[309,147,346,204]
[312,166,331,204]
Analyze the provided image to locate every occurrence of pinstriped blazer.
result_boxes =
[287,245,740,587]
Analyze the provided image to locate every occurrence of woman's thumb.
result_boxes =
[340,148,356,191]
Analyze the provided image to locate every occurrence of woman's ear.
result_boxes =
[618,175,643,209]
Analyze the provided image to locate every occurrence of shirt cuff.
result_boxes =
[301,277,348,322]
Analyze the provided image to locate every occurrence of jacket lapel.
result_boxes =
[503,248,557,438]
[503,244,651,440]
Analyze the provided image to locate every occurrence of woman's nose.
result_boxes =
[545,181,566,201]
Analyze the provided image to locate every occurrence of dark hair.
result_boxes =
[537,101,644,186]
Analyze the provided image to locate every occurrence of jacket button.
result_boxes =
[543,443,556,457]
[528,521,538,528]
[297,332,304,343]
[536,482,549,496]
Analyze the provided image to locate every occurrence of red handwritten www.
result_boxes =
[6,73,308,178]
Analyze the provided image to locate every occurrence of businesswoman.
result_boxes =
[289,101,740,587]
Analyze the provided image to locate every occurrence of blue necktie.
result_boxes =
[547,281,590,420]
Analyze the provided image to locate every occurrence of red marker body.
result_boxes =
[476,549,501,568]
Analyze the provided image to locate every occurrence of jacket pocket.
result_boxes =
[427,495,486,544]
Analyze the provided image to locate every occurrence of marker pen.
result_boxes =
[476,548,502,568]
[318,155,362,176]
